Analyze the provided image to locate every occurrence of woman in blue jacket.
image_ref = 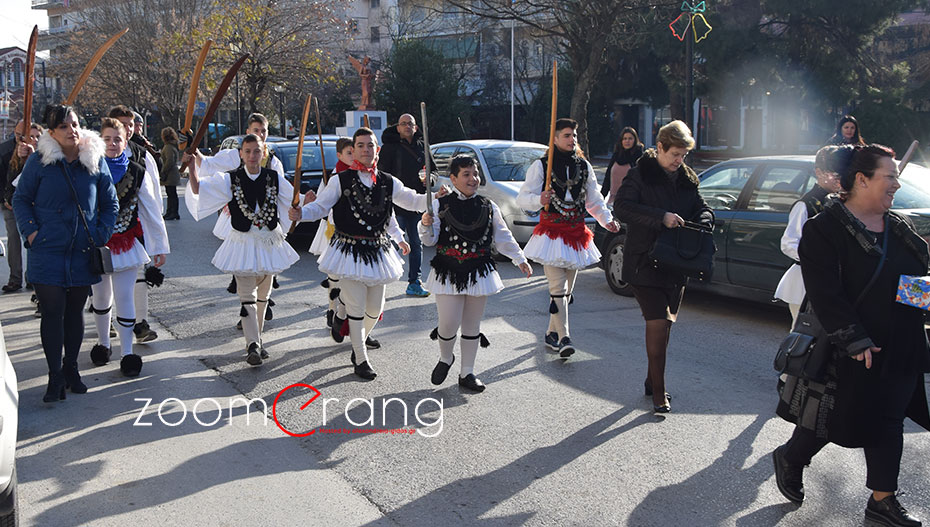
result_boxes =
[12,105,118,403]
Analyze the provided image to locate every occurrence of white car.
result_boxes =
[430,140,598,245]
[0,322,18,526]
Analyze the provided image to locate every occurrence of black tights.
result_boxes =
[33,284,90,379]
[645,319,672,406]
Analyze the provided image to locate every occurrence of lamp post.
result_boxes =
[230,42,243,134]
[273,84,286,137]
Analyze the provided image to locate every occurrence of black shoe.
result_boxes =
[558,336,575,357]
[866,494,922,527]
[133,320,158,343]
[366,336,380,350]
[259,345,269,360]
[43,375,66,403]
[90,344,112,366]
[33,304,41,318]
[30,293,37,304]
[1,282,21,293]
[458,373,486,393]
[326,309,334,328]
[25,282,33,291]
[246,343,263,366]
[544,332,560,351]
[354,361,377,380]
[120,354,143,377]
[62,364,87,394]
[644,380,672,401]
[653,401,671,413]
[772,445,805,504]
[331,315,345,343]
[431,355,455,385]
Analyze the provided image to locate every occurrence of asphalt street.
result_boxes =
[2,181,929,526]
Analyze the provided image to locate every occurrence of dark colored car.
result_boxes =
[270,140,340,249]
[595,155,930,303]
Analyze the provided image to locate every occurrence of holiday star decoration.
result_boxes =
[669,1,713,43]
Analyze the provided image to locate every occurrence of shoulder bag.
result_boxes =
[60,163,113,275]
[649,220,716,282]
[774,223,889,382]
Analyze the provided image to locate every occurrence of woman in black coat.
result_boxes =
[601,126,644,206]
[773,145,930,527]
[615,120,713,413]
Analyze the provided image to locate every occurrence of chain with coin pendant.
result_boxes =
[232,173,277,228]
[343,176,388,233]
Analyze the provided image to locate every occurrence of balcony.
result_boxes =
[38,26,71,37]
[31,0,66,9]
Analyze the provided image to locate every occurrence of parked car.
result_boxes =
[0,322,19,526]
[271,140,340,249]
[218,134,287,151]
[596,155,930,302]
[430,140,600,246]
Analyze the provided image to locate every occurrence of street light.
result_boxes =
[273,84,286,137]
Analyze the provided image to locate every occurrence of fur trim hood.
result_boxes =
[636,147,699,188]
[37,129,106,174]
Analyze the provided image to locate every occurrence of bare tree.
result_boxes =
[445,0,656,151]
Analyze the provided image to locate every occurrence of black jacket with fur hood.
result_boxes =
[615,148,713,287]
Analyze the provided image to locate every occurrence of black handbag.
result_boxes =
[649,220,716,282]
[774,224,889,382]
[60,163,113,275]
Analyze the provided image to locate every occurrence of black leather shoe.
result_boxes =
[326,309,334,328]
[772,445,804,504]
[259,346,269,360]
[1,282,21,293]
[120,354,143,377]
[246,343,263,366]
[366,336,381,350]
[90,344,112,366]
[331,315,345,343]
[43,375,66,403]
[431,355,455,385]
[653,402,671,413]
[354,361,377,380]
[866,494,922,527]
[644,380,672,401]
[458,373,486,393]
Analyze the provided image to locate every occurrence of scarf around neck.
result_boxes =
[106,151,130,184]
[350,160,377,183]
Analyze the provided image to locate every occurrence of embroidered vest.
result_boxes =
[330,169,394,264]
[112,160,145,234]
[540,154,586,220]
[430,194,496,291]
[227,167,279,232]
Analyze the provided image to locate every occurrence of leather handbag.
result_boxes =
[649,220,716,282]
[60,164,113,275]
[774,224,889,382]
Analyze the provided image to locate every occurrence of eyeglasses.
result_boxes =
[398,121,416,128]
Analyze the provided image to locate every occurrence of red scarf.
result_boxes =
[350,160,377,183]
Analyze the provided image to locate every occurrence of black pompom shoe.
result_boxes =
[90,344,112,366]
[354,361,377,380]
[120,354,143,377]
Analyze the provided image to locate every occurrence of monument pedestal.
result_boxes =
[336,110,387,143]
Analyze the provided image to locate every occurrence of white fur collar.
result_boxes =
[37,129,106,174]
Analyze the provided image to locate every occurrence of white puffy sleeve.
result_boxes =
[490,200,526,266]
[516,160,544,211]
[137,168,170,255]
[417,198,442,247]
[185,171,233,221]
[199,149,241,177]
[276,171,296,232]
[299,174,342,222]
[391,176,427,212]
[781,201,808,262]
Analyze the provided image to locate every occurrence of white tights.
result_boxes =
[92,266,140,356]
[339,280,385,365]
[434,294,488,377]
[134,267,148,323]
[544,265,578,339]
[236,274,273,349]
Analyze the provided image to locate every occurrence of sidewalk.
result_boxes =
[0,287,387,526]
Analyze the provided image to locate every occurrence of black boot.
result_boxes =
[866,494,922,527]
[772,445,805,504]
[62,363,87,394]
[43,372,66,403]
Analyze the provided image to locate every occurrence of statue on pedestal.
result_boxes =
[348,55,375,111]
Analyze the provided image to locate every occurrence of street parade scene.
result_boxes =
[1,0,930,525]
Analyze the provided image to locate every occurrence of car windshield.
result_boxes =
[274,144,339,174]
[480,146,547,181]
[894,164,930,210]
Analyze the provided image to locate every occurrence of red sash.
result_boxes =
[532,211,592,250]
[106,222,143,254]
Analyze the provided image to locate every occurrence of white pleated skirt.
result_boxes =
[523,233,601,269]
[212,224,299,276]
[316,243,405,286]
[111,239,151,272]
[425,268,504,296]
[309,219,331,256]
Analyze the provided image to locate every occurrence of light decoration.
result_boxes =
[669,1,713,43]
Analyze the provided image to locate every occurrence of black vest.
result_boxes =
[227,167,279,232]
[330,169,394,264]
[430,194,496,292]
[797,185,830,219]
[540,153,586,203]
[112,159,146,234]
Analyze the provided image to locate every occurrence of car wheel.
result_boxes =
[604,235,634,297]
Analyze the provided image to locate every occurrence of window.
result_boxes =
[746,165,813,213]
[11,61,21,88]
[431,146,458,174]
[370,0,379,7]
[349,19,359,33]
[698,165,754,210]
[370,26,380,43]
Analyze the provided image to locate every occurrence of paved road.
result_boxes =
[2,183,929,526]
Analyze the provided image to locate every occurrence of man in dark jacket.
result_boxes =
[377,113,434,297]
[1,122,22,292]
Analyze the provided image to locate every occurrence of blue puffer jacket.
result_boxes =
[12,131,118,287]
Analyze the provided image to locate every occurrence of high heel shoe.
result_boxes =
[43,376,66,403]
[62,365,88,394]
[644,380,672,401]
